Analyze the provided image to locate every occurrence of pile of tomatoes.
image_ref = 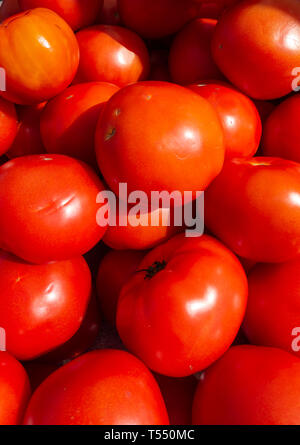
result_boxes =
[0,0,300,426]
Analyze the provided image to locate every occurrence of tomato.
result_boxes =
[117,233,248,377]
[23,349,169,425]
[169,19,223,85]
[189,82,262,159]
[192,0,241,19]
[96,81,225,197]
[212,0,300,99]
[0,8,79,105]
[23,363,57,392]
[149,50,171,82]
[205,157,300,263]
[0,97,18,156]
[97,249,146,325]
[40,82,119,165]
[262,94,300,163]
[0,0,20,21]
[0,250,91,361]
[75,25,150,87]
[7,103,46,159]
[0,155,107,264]
[193,345,300,425]
[99,0,121,25]
[19,0,103,31]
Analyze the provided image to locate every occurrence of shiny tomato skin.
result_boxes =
[262,94,300,163]
[212,0,300,99]
[169,18,223,85]
[23,349,169,425]
[0,97,18,156]
[99,0,121,25]
[96,81,225,197]
[193,345,300,425]
[0,250,91,361]
[205,157,300,263]
[117,233,248,377]
[189,82,262,159]
[0,0,20,21]
[75,25,150,87]
[0,155,107,264]
[40,82,119,165]
[19,0,103,30]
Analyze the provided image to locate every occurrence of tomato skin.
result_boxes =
[0,97,18,156]
[205,157,300,263]
[0,155,107,264]
[23,349,169,425]
[0,0,20,21]
[189,82,262,159]
[192,0,241,19]
[40,82,119,165]
[212,0,300,99]
[96,81,225,197]
[75,25,150,88]
[169,19,223,85]
[117,233,248,377]
[193,345,300,425]
[99,0,121,25]
[0,250,91,361]
[19,0,103,31]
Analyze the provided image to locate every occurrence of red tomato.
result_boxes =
[23,349,169,425]
[19,0,103,30]
[205,157,300,263]
[0,0,20,21]
[24,363,57,392]
[192,0,241,19]
[117,233,248,377]
[96,81,225,197]
[97,249,146,325]
[40,82,119,165]
[189,82,262,158]
[0,250,91,361]
[262,94,300,163]
[6,103,46,159]
[149,50,171,82]
[169,19,223,85]
[0,351,31,425]
[193,345,300,425]
[75,25,150,87]
[0,97,18,156]
[99,0,121,25]
[0,155,107,264]
[212,0,300,99]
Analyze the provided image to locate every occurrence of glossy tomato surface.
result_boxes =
[117,234,248,377]
[193,345,300,425]
[0,97,18,156]
[0,155,107,263]
[24,349,169,425]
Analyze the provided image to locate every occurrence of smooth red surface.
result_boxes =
[0,97,18,156]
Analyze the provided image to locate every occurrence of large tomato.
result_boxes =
[75,25,150,87]
[212,0,300,99]
[0,250,91,361]
[0,8,79,104]
[23,349,169,425]
[0,97,18,156]
[40,82,119,165]
[0,0,20,21]
[205,157,300,263]
[193,345,300,425]
[117,233,248,377]
[19,0,103,30]
[0,155,107,264]
[189,82,262,159]
[96,81,225,197]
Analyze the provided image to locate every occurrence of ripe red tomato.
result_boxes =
[0,155,107,264]
[19,0,103,31]
[0,8,79,105]
[193,345,300,425]
[262,94,300,163]
[0,250,91,361]
[23,349,169,425]
[0,97,18,156]
[40,82,119,165]
[97,249,146,325]
[0,0,20,21]
[99,0,121,25]
[212,0,300,99]
[96,81,225,197]
[189,82,262,159]
[117,233,248,377]
[75,25,150,87]
[169,18,223,85]
[205,157,300,263]
[0,351,31,425]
